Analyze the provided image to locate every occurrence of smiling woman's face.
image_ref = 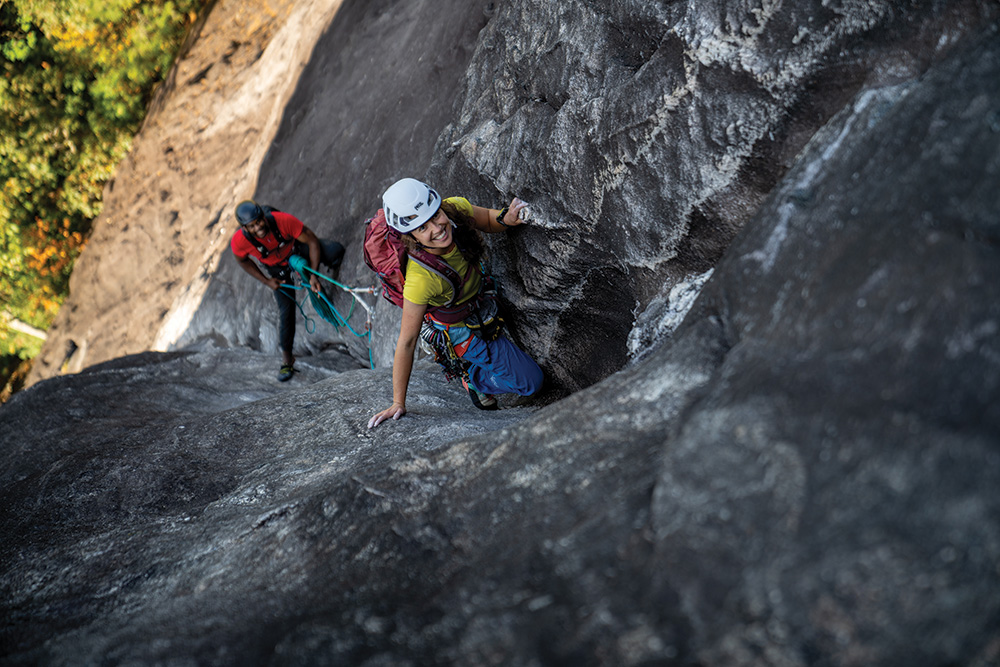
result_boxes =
[409,208,453,251]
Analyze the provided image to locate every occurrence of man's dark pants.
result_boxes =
[265,239,345,358]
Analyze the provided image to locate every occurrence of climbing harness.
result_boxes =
[416,275,507,386]
[281,254,377,369]
[459,275,504,342]
[419,319,470,383]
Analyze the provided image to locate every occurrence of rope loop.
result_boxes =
[284,256,377,368]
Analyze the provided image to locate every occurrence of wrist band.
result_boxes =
[496,206,510,227]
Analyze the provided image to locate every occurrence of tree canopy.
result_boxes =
[0,0,204,393]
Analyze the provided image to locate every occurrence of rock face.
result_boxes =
[646,25,1000,662]
[3,11,999,665]
[428,0,1000,391]
[28,0,997,394]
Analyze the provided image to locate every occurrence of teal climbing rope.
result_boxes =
[282,255,377,369]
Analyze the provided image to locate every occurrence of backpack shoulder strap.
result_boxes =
[408,250,465,307]
[242,227,268,255]
[261,206,288,244]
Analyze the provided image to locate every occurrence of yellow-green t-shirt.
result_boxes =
[402,196,481,308]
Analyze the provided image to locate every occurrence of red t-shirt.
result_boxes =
[230,211,304,266]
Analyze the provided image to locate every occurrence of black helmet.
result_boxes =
[235,200,264,226]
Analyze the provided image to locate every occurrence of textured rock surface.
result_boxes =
[27,0,999,395]
[647,25,1000,663]
[430,0,1000,391]
[3,18,999,665]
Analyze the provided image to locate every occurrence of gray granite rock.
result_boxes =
[3,20,999,665]
[431,0,999,391]
[27,0,998,399]
[650,27,1000,663]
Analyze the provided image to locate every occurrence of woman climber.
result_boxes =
[367,178,543,429]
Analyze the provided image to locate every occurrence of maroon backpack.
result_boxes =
[362,209,478,323]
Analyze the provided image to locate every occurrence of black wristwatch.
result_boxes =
[496,206,510,227]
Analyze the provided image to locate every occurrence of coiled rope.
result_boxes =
[281,255,377,369]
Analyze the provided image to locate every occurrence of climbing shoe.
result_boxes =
[462,377,498,410]
[277,364,296,382]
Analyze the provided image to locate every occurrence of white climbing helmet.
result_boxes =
[382,178,442,234]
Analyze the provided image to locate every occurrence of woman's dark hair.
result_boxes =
[402,200,484,264]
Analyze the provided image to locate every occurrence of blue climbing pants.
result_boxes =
[444,324,543,396]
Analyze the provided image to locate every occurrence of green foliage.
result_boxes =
[0,327,43,361]
[0,0,205,385]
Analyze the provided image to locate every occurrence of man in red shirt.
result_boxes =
[230,200,345,381]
